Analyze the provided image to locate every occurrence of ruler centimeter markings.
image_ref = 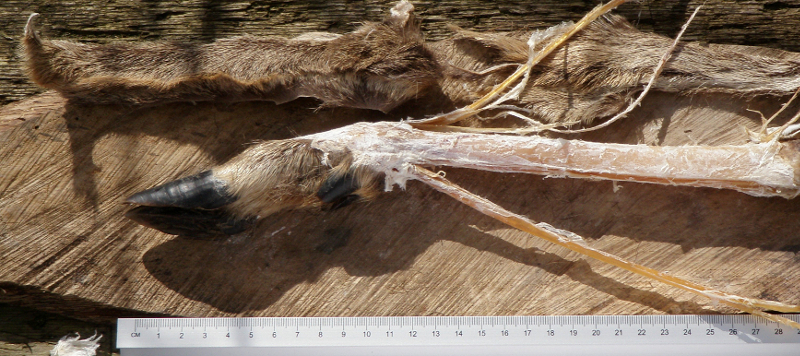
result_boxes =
[117,315,800,356]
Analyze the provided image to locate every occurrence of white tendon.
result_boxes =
[309,122,800,198]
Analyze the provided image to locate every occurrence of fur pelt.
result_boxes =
[23,2,800,125]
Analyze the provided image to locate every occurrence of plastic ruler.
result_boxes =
[117,315,800,355]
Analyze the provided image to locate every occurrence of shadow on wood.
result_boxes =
[141,179,717,315]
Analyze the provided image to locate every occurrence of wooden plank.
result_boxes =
[1,0,799,329]
[0,92,65,133]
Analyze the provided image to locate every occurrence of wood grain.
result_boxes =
[1,0,799,335]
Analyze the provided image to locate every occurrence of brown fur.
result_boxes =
[23,4,800,124]
[23,2,439,112]
[213,139,381,219]
[432,15,800,125]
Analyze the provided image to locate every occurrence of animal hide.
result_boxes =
[24,2,800,126]
[23,2,439,112]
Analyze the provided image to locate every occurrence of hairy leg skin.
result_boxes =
[23,2,800,126]
[126,138,382,236]
[22,2,439,112]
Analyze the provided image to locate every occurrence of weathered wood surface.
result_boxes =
[2,0,800,333]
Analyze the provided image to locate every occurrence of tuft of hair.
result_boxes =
[50,333,102,356]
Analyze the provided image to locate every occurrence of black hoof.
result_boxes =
[126,170,236,209]
[125,206,253,238]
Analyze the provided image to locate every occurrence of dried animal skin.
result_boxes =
[138,121,800,221]
[22,1,439,112]
[126,139,382,234]
[309,122,800,199]
[23,2,800,125]
[429,12,800,126]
